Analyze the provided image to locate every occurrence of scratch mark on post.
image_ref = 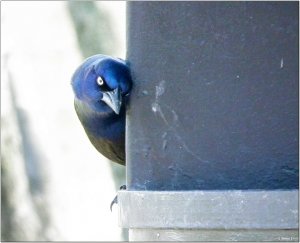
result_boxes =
[152,80,168,124]
[151,80,208,163]
[280,58,284,69]
[162,139,167,150]
[173,132,208,163]
[155,80,166,97]
[152,103,169,125]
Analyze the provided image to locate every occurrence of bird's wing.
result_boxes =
[85,132,125,166]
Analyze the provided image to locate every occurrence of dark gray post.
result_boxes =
[119,2,299,241]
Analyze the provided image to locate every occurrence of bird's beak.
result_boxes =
[101,87,122,115]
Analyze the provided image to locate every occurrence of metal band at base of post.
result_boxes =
[128,229,299,242]
[118,190,299,241]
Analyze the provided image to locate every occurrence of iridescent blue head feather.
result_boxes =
[71,54,132,114]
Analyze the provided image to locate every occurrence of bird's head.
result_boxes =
[71,55,132,115]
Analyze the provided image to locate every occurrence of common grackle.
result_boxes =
[71,54,132,166]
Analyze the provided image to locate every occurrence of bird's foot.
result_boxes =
[110,185,126,211]
[110,196,118,212]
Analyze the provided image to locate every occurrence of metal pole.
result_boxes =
[121,2,299,241]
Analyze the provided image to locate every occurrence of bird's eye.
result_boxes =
[97,76,104,86]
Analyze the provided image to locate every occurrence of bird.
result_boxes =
[71,54,132,166]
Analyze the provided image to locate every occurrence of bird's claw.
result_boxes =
[110,195,118,211]
[110,185,126,212]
